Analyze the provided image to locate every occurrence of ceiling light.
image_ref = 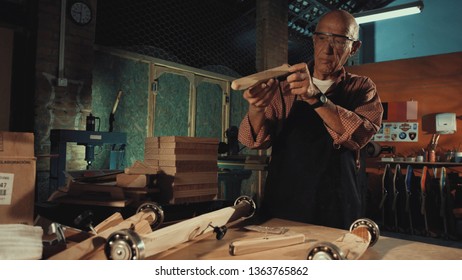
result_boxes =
[353,1,424,24]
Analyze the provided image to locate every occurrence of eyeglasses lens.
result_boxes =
[314,33,350,50]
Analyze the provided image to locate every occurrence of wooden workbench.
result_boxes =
[149,218,462,260]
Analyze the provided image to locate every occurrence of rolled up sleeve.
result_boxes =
[325,85,383,150]
[238,113,272,149]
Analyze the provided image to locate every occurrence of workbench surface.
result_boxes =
[150,218,462,260]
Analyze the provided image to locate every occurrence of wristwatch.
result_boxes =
[311,92,328,108]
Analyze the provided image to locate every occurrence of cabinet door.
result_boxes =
[152,70,190,137]
[195,78,227,139]
[152,65,229,141]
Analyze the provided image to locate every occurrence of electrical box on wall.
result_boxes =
[436,113,457,134]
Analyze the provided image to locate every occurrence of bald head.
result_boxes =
[316,10,359,40]
[312,9,362,79]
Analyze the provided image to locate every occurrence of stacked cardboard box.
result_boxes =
[144,136,219,204]
[0,132,36,225]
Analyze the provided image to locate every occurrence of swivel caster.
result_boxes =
[74,210,97,234]
[209,224,228,240]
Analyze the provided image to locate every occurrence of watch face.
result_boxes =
[70,2,92,25]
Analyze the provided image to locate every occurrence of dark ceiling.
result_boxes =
[96,0,397,76]
[286,0,395,37]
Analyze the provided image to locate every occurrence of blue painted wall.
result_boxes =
[362,0,462,63]
[196,83,223,139]
[153,73,190,137]
[92,51,150,169]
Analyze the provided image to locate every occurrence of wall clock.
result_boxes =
[69,1,92,26]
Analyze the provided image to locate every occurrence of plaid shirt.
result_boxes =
[238,66,383,152]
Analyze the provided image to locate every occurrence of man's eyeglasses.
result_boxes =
[313,31,356,50]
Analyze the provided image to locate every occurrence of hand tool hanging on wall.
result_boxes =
[109,90,123,133]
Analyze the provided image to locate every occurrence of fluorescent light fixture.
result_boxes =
[354,1,424,24]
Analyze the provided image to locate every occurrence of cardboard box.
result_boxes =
[0,131,36,225]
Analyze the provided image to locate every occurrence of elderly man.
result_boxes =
[238,10,383,229]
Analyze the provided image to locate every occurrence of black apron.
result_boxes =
[260,94,367,229]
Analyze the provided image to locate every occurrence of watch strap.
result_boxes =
[311,92,327,109]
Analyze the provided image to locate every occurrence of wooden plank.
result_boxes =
[123,187,159,196]
[158,159,217,167]
[131,160,150,168]
[93,212,124,233]
[157,172,217,185]
[49,197,130,208]
[144,159,159,167]
[144,142,219,165]
[172,185,218,198]
[156,181,218,204]
[231,64,291,90]
[147,148,218,155]
[147,153,217,161]
[123,167,158,175]
[145,137,159,145]
[48,181,130,207]
[67,182,125,200]
[169,184,217,204]
[171,194,218,204]
[124,160,158,172]
[116,173,150,188]
[159,164,218,174]
[229,232,306,256]
[158,142,219,149]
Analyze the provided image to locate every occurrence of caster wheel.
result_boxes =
[306,242,345,260]
[234,196,256,219]
[105,229,145,260]
[136,202,164,230]
[350,218,380,247]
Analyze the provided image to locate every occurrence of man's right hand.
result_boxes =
[243,78,278,113]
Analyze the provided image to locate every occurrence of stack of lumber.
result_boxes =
[116,160,157,189]
[144,136,219,204]
[49,170,133,208]
[115,160,160,201]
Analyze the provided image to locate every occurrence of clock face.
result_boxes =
[70,2,92,25]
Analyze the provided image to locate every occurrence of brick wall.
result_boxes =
[34,0,97,201]
[256,0,288,71]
